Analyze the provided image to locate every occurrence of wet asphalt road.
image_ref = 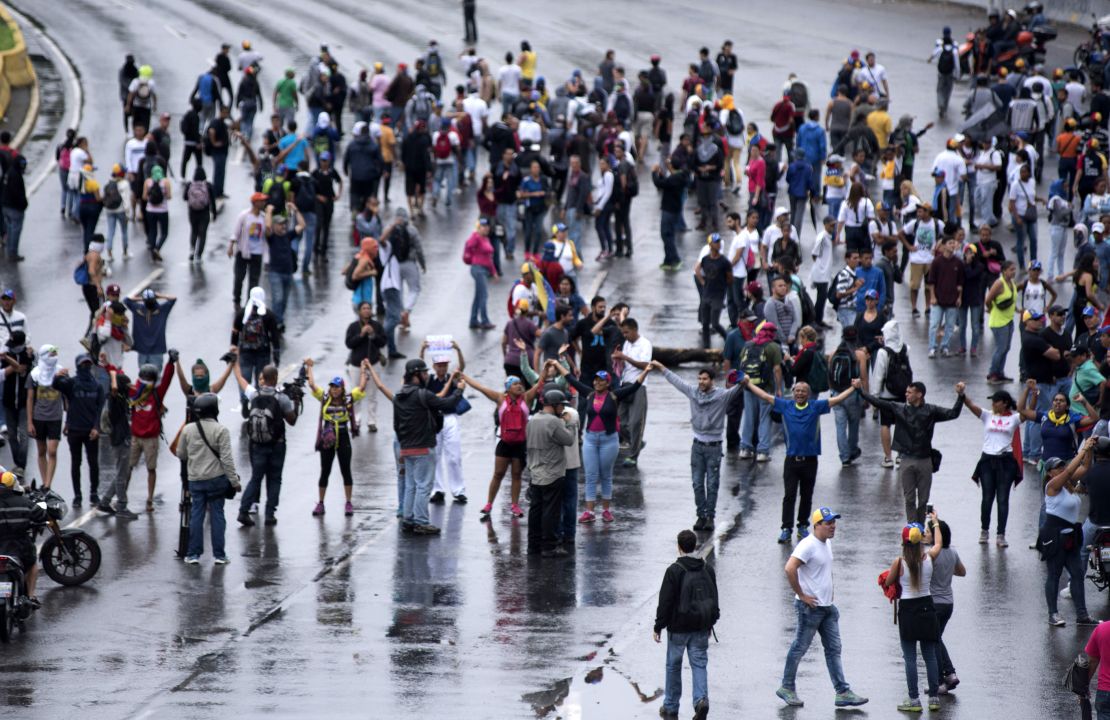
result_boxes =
[0,0,1096,718]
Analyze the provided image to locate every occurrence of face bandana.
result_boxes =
[192,360,211,393]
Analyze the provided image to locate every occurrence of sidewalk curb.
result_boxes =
[11,63,36,148]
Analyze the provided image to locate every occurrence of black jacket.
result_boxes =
[653,556,719,634]
[859,390,963,459]
[0,486,46,541]
[343,135,384,181]
[652,169,687,214]
[566,375,642,435]
[54,369,106,433]
[345,319,387,367]
[392,383,462,450]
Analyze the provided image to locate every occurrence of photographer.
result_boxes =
[175,393,240,565]
[233,360,297,527]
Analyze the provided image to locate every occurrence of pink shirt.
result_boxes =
[371,74,391,108]
[1087,622,1110,690]
[747,157,766,195]
[463,231,497,275]
[587,393,615,433]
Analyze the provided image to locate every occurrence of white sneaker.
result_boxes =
[1061,585,1072,599]
[979,529,989,544]
[928,348,937,358]
[756,452,771,462]
[738,449,754,459]
[881,457,894,468]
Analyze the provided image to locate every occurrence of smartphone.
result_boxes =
[925,503,934,516]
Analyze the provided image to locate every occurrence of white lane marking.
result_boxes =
[587,270,608,299]
[8,3,83,196]
[163,24,186,39]
[126,268,164,297]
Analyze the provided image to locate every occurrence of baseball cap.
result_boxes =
[329,376,345,387]
[141,288,156,301]
[106,283,121,296]
[1022,309,1044,322]
[1071,343,1091,355]
[478,217,490,226]
[1094,222,1106,234]
[1049,304,1067,316]
[708,233,722,245]
[251,191,267,202]
[902,523,924,544]
[932,168,946,177]
[594,370,611,382]
[774,206,789,218]
[554,222,567,233]
[319,151,332,161]
[1029,260,1042,271]
[504,376,522,390]
[1083,305,1098,318]
[864,289,879,300]
[430,352,452,364]
[75,353,93,366]
[0,289,14,300]
[811,507,841,525]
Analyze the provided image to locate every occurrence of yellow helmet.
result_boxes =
[138,64,154,79]
[0,472,16,489]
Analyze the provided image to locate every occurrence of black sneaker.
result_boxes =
[388,351,406,360]
[95,503,116,515]
[693,517,706,531]
[541,546,569,558]
[237,512,255,527]
[72,496,82,508]
[401,521,417,534]
[693,698,709,720]
[264,516,278,526]
[659,708,678,719]
[1078,615,1099,625]
[453,494,468,504]
[430,491,446,504]
[703,517,715,531]
[115,508,139,520]
[90,493,100,505]
[413,524,441,535]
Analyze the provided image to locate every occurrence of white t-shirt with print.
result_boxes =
[902,218,941,265]
[810,230,833,284]
[980,411,1021,455]
[792,534,834,606]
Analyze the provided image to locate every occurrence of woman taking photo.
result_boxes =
[882,515,945,712]
[461,373,542,520]
[836,181,875,256]
[555,362,651,523]
[983,260,1017,384]
[963,388,1022,547]
[463,217,498,329]
[1038,440,1097,628]
[305,357,369,518]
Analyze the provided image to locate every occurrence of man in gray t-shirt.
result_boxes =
[536,304,574,366]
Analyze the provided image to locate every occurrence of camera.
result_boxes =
[280,363,308,416]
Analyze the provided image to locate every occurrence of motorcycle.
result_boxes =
[1074,14,1110,77]
[1087,525,1110,591]
[0,488,101,642]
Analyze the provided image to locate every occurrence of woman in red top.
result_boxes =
[476,173,501,276]
[463,218,498,329]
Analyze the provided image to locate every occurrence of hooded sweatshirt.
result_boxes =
[660,367,742,442]
[55,361,106,432]
[871,320,905,399]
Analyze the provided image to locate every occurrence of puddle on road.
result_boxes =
[525,650,662,719]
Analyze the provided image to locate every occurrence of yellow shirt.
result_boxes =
[312,386,367,427]
[867,110,892,150]
[380,125,396,163]
[988,278,1017,329]
[519,51,537,81]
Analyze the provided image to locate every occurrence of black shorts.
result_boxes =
[33,419,61,440]
[405,173,427,196]
[0,537,36,572]
[879,405,895,427]
[495,440,526,461]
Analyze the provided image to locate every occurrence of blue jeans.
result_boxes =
[523,207,547,256]
[1098,241,1110,292]
[137,353,163,370]
[239,103,257,143]
[269,271,293,323]
[1045,528,1088,616]
[383,287,403,354]
[833,393,861,463]
[238,349,270,405]
[663,630,710,714]
[187,475,230,559]
[2,207,23,259]
[690,441,722,518]
[1024,378,1064,460]
[901,638,939,699]
[661,210,681,266]
[105,211,128,254]
[469,264,491,325]
[957,304,983,354]
[298,210,317,267]
[781,600,849,693]
[595,205,614,253]
[1014,217,1038,268]
[928,305,959,352]
[989,321,1013,377]
[559,468,578,541]
[210,149,228,197]
[741,388,772,454]
[240,442,285,517]
[433,162,457,203]
[1097,689,1110,720]
[582,430,619,502]
[565,207,583,246]
[836,306,857,328]
[402,452,435,525]
[826,197,843,226]
[496,203,517,256]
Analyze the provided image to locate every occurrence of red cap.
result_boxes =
[106,284,121,296]
[398,62,407,70]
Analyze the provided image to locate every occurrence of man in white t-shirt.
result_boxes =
[497,52,522,110]
[613,317,652,467]
[973,138,1003,227]
[777,507,868,709]
[462,90,490,141]
[760,207,799,280]
[901,204,943,318]
[930,140,966,224]
[724,212,750,325]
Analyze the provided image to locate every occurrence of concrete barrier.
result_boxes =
[0,3,38,143]
[944,0,1105,29]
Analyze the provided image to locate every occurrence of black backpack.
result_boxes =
[147,179,164,206]
[390,225,412,263]
[725,109,744,136]
[739,340,771,387]
[882,346,913,397]
[937,43,955,76]
[827,343,858,392]
[246,391,284,444]
[807,351,830,394]
[673,564,719,631]
[240,313,266,351]
[344,254,360,290]
[102,181,123,210]
[623,165,639,198]
[294,175,316,213]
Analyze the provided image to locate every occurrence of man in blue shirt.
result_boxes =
[278,121,309,172]
[742,376,856,543]
[853,248,886,315]
[786,149,815,241]
[123,288,177,369]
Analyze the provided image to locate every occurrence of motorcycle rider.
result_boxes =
[0,470,46,605]
[1082,436,1110,573]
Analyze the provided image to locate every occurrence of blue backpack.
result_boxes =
[198,73,216,103]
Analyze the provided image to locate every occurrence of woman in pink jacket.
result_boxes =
[463,217,499,329]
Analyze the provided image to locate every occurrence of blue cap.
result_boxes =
[504,376,522,391]
[554,222,567,232]
[594,370,610,382]
[811,507,841,524]
[1083,305,1097,317]
[319,151,332,161]
[864,289,879,299]
[1029,260,1043,270]
[1,289,14,300]
[1016,131,1030,140]
[141,288,156,300]
[329,376,344,386]
[478,217,490,226]
[708,233,722,244]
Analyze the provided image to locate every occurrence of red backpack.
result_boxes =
[433,131,453,160]
[497,397,528,443]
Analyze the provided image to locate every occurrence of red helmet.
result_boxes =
[1016,30,1034,46]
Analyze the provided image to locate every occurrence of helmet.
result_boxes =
[1016,31,1033,47]
[138,64,153,79]
[0,471,15,489]
[139,363,159,382]
[404,359,429,378]
[193,393,220,419]
[543,389,568,407]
